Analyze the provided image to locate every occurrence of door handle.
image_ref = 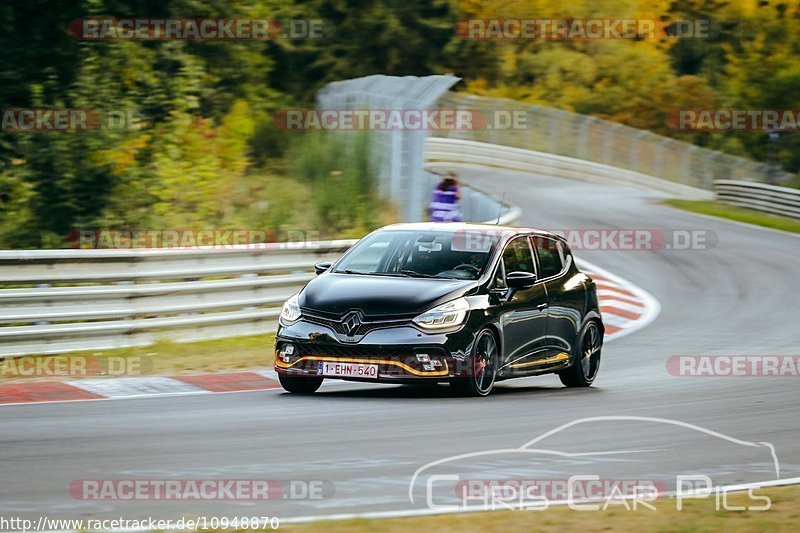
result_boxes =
[537,303,548,310]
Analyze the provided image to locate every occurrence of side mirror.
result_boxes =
[506,271,537,289]
[314,261,333,275]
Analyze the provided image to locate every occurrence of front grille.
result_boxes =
[301,310,411,337]
[294,343,437,359]
[281,342,450,377]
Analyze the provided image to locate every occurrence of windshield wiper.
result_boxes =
[337,269,409,277]
[399,269,443,279]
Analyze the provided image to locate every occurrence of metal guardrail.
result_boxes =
[0,213,521,357]
[436,92,796,188]
[0,243,351,356]
[714,180,800,220]
[317,77,796,219]
[6,138,793,358]
[427,140,800,220]
[18,74,785,357]
[425,137,713,200]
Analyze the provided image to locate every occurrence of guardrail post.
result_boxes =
[604,123,622,165]
[577,116,592,161]
[732,160,747,182]
[525,112,534,150]
[703,153,720,189]
[630,131,648,173]
[548,110,559,155]
[655,138,670,180]
[34,283,51,326]
[682,145,698,186]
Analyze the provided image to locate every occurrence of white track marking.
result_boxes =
[599,313,636,328]
[599,299,646,313]
[597,288,643,301]
[68,376,205,398]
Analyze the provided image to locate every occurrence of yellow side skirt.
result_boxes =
[508,352,570,369]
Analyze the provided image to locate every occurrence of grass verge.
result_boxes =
[284,484,800,532]
[0,333,275,382]
[664,199,800,234]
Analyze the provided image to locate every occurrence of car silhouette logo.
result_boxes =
[342,312,362,336]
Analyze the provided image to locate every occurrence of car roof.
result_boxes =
[378,222,563,241]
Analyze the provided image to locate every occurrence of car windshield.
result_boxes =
[333,229,501,280]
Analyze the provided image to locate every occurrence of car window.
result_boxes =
[492,259,506,289]
[502,236,536,276]
[333,230,500,280]
[534,236,564,278]
[556,241,568,265]
[344,239,391,272]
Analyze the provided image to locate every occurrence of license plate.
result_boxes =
[317,361,379,379]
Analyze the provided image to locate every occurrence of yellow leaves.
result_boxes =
[453,0,665,19]
[737,0,761,17]
[464,78,489,93]
[498,47,519,77]
[116,99,258,228]
[218,100,256,173]
[99,133,151,177]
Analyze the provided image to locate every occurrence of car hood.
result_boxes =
[299,273,479,317]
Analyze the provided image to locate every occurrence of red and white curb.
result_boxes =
[0,261,658,407]
[576,258,660,341]
[0,370,282,406]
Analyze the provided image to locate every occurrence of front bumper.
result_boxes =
[274,319,477,382]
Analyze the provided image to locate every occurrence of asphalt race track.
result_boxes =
[2,168,798,522]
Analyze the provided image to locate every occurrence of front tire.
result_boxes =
[451,329,498,397]
[559,321,602,387]
[278,374,323,394]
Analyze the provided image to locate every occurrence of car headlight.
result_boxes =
[412,297,469,331]
[280,293,301,324]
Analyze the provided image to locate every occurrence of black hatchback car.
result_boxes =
[275,223,603,396]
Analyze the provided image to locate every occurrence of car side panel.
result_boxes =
[495,282,551,375]
[543,261,588,355]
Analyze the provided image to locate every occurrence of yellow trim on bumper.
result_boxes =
[276,355,450,377]
[509,352,570,369]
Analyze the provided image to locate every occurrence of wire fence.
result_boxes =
[436,92,794,190]
[316,75,461,222]
[315,75,795,219]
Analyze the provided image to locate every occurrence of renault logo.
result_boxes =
[342,311,362,336]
